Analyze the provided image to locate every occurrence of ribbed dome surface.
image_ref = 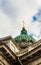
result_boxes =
[14,29,35,42]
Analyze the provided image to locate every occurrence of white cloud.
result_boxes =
[0,9,11,36]
[28,21,41,40]
[0,9,21,38]
[0,0,41,40]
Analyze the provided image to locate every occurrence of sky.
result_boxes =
[0,0,41,40]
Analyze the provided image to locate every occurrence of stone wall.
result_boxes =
[0,54,10,65]
[28,58,41,65]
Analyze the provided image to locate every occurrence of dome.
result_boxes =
[14,21,36,49]
[14,29,36,42]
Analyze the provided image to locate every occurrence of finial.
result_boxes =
[23,20,25,27]
[22,20,26,30]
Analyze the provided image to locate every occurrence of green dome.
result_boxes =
[14,21,36,49]
[14,29,35,42]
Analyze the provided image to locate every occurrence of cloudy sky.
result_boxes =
[0,0,41,40]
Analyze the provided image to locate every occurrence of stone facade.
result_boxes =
[0,54,10,65]
[0,36,41,65]
[28,58,41,65]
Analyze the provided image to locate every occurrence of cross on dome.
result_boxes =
[22,20,26,30]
